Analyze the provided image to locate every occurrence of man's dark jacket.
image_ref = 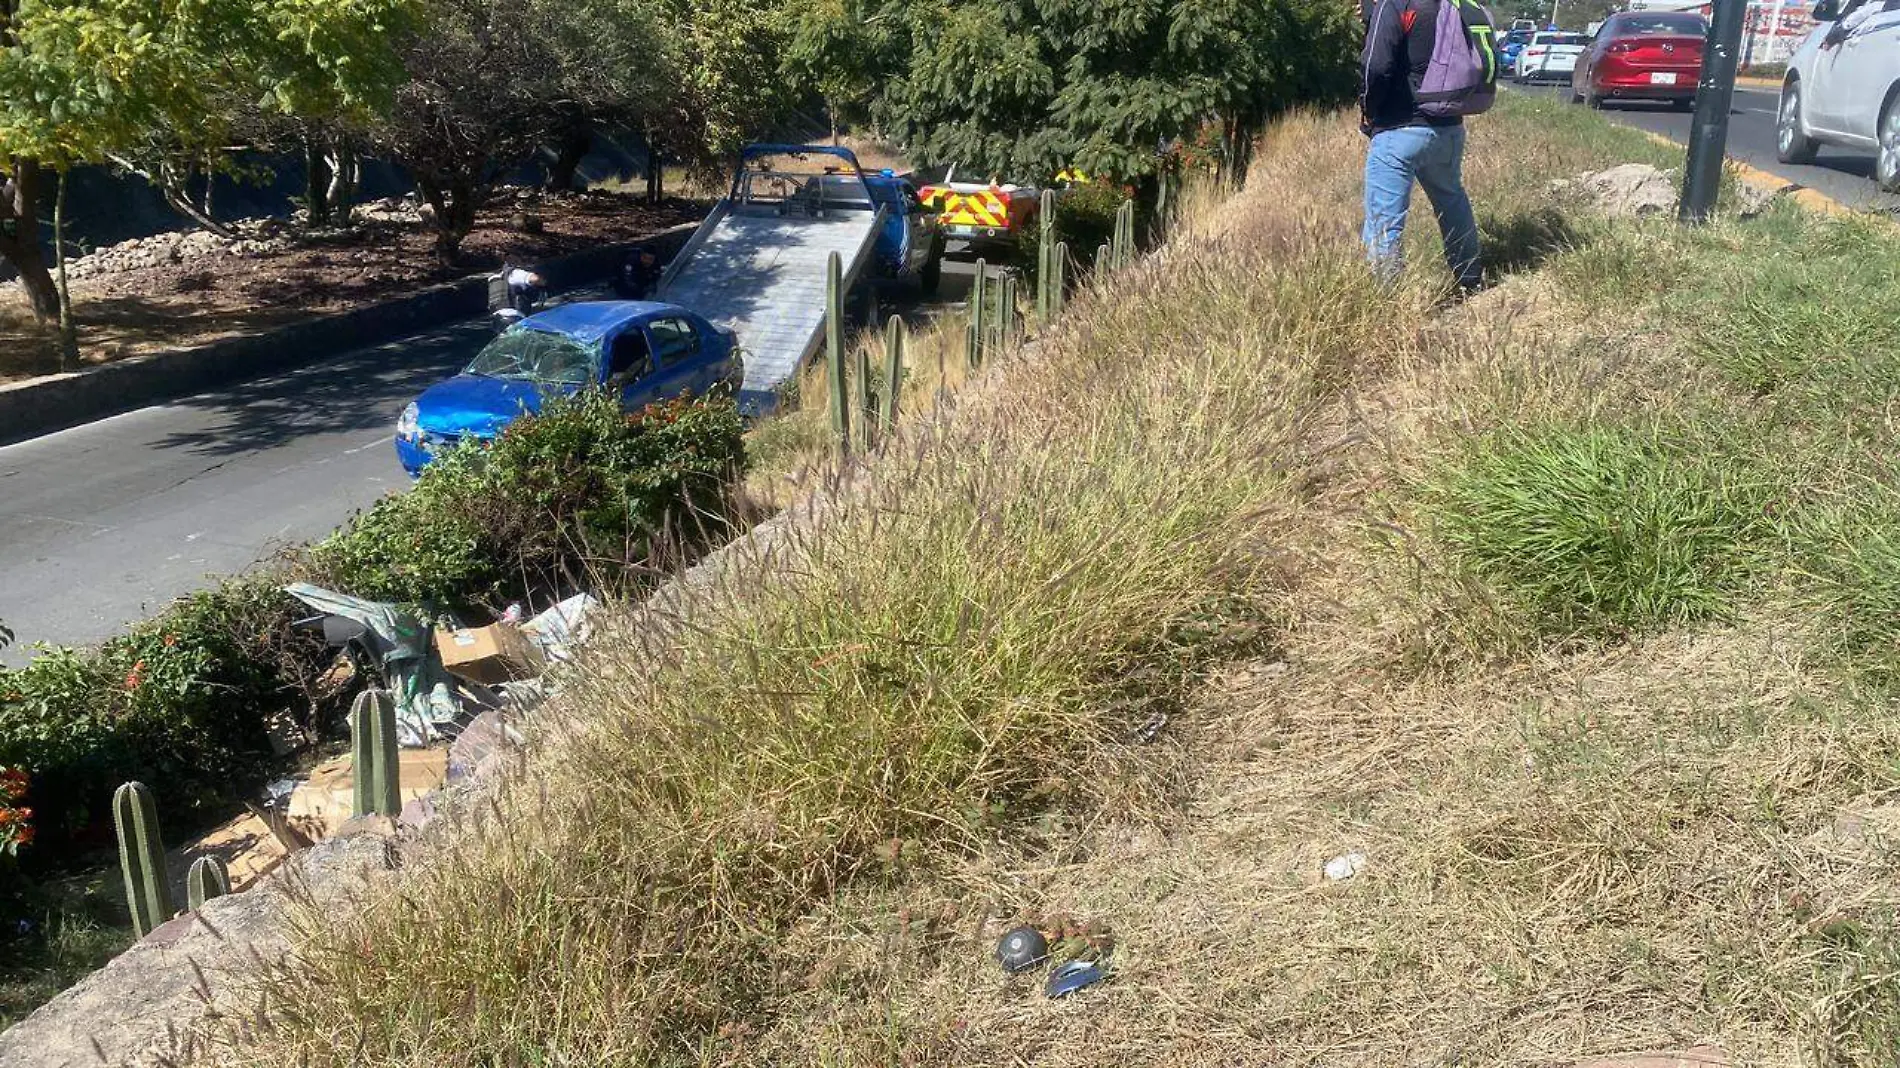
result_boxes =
[1360,0,1465,134]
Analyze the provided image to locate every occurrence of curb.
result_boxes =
[1736,74,1783,90]
[0,220,701,447]
[1633,129,1854,216]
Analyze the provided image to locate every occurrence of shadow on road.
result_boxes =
[145,322,490,458]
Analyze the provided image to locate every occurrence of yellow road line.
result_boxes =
[1634,128,1852,216]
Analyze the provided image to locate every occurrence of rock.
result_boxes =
[1551,162,1679,217]
[1570,1046,1729,1068]
[1734,179,1789,218]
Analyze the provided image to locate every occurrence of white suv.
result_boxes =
[1777,0,1900,192]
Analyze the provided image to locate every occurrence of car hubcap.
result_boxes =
[1883,104,1900,182]
[1779,91,1798,152]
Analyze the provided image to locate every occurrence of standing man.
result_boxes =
[1359,0,1497,293]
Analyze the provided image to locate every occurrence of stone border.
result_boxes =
[0,220,700,447]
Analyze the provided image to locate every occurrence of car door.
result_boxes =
[1832,0,1900,141]
[644,315,707,400]
[1807,0,1875,134]
[605,327,659,411]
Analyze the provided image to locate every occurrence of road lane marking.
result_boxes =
[1633,128,1858,217]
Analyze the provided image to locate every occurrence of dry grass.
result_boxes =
[192,92,1900,1068]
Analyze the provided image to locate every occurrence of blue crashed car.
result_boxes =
[394,301,741,476]
[1500,29,1534,73]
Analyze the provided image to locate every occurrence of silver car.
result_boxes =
[1777,0,1900,192]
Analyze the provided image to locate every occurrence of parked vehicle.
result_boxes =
[1516,30,1589,82]
[863,169,946,293]
[1570,10,1709,109]
[916,168,1042,257]
[656,144,937,415]
[394,301,740,476]
[1500,28,1536,71]
[1777,0,1900,192]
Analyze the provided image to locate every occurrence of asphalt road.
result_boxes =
[1511,80,1900,212]
[0,264,982,666]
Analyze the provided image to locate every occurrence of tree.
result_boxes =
[0,0,411,320]
[794,0,1359,185]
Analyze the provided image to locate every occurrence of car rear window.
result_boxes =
[1615,13,1707,34]
[465,329,597,385]
[1534,32,1587,44]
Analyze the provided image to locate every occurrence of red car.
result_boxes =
[1570,11,1709,110]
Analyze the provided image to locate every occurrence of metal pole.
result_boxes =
[1679,0,1747,223]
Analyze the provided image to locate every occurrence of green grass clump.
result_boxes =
[1422,423,1765,640]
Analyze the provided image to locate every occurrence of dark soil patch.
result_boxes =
[0,189,703,383]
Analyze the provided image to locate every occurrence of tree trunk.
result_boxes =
[547,127,590,192]
[54,167,77,370]
[305,139,333,228]
[326,147,359,225]
[417,177,477,265]
[643,130,663,206]
[0,158,59,323]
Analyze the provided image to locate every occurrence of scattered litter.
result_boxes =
[500,602,525,625]
[434,621,546,687]
[1044,958,1109,998]
[1129,711,1168,745]
[1324,851,1367,881]
[995,926,1049,973]
[286,583,460,746]
[521,593,598,664]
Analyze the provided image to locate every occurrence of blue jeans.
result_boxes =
[1363,124,1481,290]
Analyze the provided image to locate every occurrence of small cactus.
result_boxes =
[825,251,849,456]
[970,258,988,369]
[1054,242,1069,315]
[999,274,1017,347]
[880,315,904,433]
[1097,242,1111,274]
[113,782,173,937]
[349,688,401,819]
[186,855,231,911]
[853,333,874,449]
[1038,189,1057,322]
[1113,201,1136,268]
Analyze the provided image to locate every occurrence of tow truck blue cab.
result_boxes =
[736,143,945,295]
[394,301,740,476]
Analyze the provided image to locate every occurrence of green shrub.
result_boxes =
[1053,180,1131,262]
[310,391,747,608]
[0,580,308,839]
[1421,423,1766,640]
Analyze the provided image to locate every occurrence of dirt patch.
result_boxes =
[0,189,703,383]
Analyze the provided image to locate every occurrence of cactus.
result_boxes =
[853,333,874,449]
[186,855,231,911]
[825,251,849,456]
[999,274,1017,347]
[970,258,988,369]
[350,688,401,819]
[1037,189,1057,322]
[113,782,173,937]
[879,315,904,433]
[1113,200,1136,268]
[1097,242,1111,274]
[1054,242,1069,316]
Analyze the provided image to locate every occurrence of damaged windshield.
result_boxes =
[465,329,598,385]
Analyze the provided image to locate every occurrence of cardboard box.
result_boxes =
[434,622,545,685]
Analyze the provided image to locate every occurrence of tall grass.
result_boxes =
[212,173,1400,1064]
[1420,422,1767,642]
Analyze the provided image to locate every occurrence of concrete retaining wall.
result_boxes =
[0,220,699,448]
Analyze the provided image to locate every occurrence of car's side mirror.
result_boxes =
[1813,0,1839,20]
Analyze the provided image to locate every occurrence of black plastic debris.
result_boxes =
[995,926,1049,973]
